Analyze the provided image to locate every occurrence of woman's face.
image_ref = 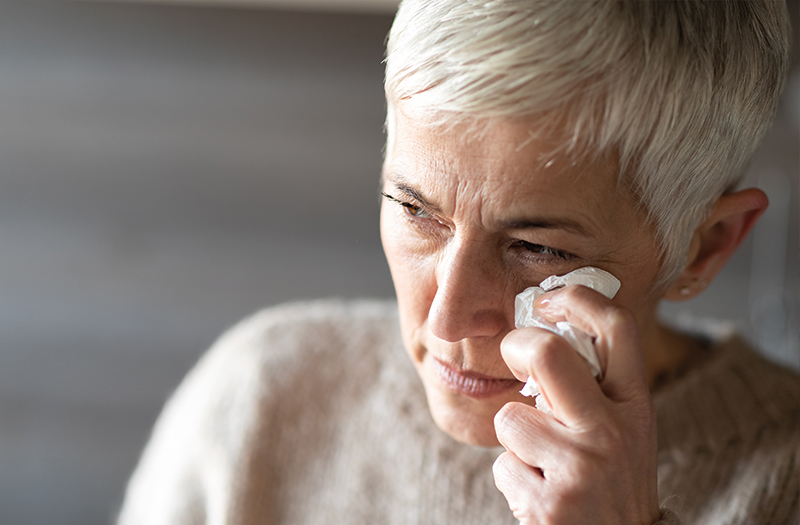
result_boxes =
[380,103,666,447]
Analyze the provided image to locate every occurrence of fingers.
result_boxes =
[494,285,659,525]
[494,402,570,470]
[493,450,545,524]
[502,328,606,426]
[535,285,649,401]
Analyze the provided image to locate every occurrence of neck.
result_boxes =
[641,317,705,390]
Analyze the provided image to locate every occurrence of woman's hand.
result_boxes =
[492,285,661,525]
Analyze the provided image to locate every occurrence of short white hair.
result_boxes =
[384,0,790,288]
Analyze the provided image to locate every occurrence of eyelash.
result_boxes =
[381,192,433,219]
[381,191,575,264]
[515,241,573,261]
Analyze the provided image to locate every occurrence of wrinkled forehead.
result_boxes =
[383,99,634,212]
[384,98,628,197]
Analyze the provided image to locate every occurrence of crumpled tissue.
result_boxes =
[514,267,620,411]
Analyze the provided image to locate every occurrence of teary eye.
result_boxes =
[518,240,571,261]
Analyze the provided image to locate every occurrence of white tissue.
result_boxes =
[514,267,620,402]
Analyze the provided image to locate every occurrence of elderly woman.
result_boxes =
[118,1,799,524]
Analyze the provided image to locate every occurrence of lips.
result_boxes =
[431,357,521,399]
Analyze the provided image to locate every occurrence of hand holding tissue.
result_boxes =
[496,267,661,524]
[513,267,620,408]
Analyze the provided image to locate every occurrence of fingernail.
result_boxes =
[534,295,551,309]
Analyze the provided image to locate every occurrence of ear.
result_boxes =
[664,188,768,301]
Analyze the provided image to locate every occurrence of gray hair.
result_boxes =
[384,0,790,288]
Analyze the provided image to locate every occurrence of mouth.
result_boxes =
[431,357,522,399]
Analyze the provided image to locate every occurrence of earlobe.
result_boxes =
[664,188,768,301]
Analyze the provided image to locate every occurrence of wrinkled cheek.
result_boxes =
[384,242,437,324]
[380,211,439,352]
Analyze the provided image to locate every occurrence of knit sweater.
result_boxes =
[118,300,800,525]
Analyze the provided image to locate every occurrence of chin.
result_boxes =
[434,411,502,447]
[424,387,509,447]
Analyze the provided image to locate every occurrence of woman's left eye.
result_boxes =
[517,240,572,261]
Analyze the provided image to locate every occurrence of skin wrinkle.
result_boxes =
[380,102,692,448]
[385,156,616,261]
[388,109,638,260]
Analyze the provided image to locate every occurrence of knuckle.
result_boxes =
[493,454,539,523]
[494,403,514,433]
[492,453,523,496]
[511,504,537,524]
[528,331,567,372]
[494,402,531,441]
[589,420,625,453]
[492,451,515,481]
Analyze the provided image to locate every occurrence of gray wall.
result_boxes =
[0,2,796,524]
[0,3,394,524]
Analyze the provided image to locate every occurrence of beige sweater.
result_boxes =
[118,300,800,525]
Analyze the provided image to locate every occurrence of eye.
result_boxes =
[381,192,433,219]
[517,240,572,261]
[402,203,432,219]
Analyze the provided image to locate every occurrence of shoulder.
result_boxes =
[201,299,400,377]
[118,299,403,524]
[666,335,799,412]
[723,338,800,417]
[655,336,800,524]
[164,299,403,443]
[656,335,800,449]
[188,299,403,414]
[219,298,399,343]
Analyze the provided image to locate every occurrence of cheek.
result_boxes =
[608,256,663,328]
[380,205,438,323]
[614,285,659,330]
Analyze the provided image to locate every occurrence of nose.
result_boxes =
[428,237,511,342]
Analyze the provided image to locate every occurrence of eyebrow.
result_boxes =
[385,174,443,213]
[385,174,593,237]
[395,184,439,211]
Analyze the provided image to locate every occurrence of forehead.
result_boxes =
[385,103,633,227]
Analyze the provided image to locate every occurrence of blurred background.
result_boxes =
[0,1,796,524]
